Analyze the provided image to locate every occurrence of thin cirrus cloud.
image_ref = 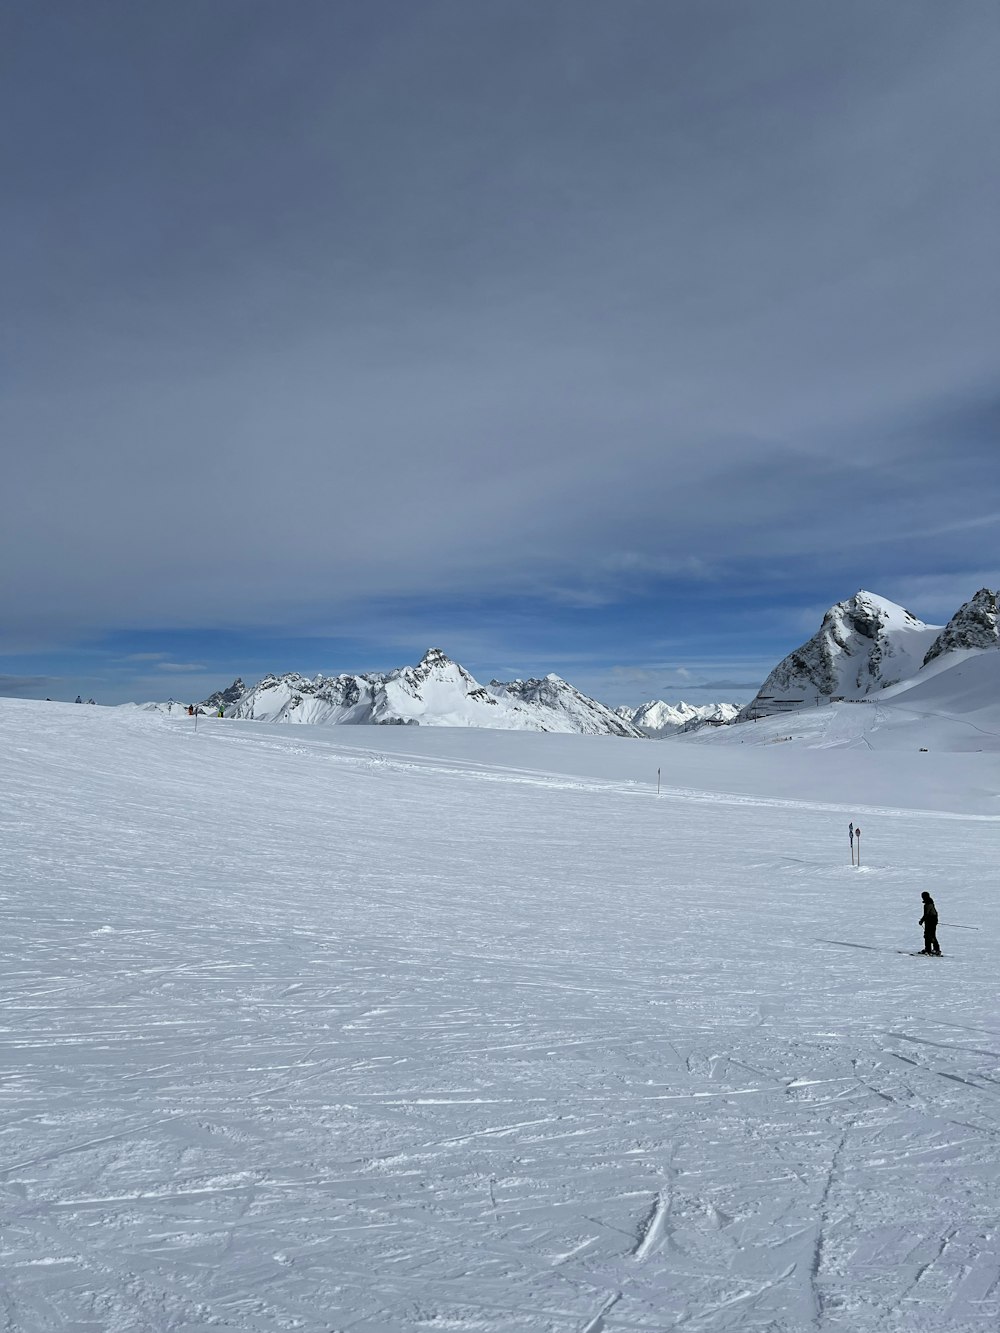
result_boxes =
[0,676,60,697]
[1,1,997,693]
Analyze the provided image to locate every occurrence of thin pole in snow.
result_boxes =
[657,768,661,796]
[855,826,861,866]
[849,821,854,866]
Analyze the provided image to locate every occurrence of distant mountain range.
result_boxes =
[614,700,740,736]
[738,587,1000,721]
[140,660,741,738]
[197,648,646,737]
[138,587,1000,737]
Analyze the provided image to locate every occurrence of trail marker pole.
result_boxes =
[194,710,198,733]
[855,826,861,867]
[657,768,661,796]
[849,821,854,865]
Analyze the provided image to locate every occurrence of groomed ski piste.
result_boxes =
[2,674,999,1331]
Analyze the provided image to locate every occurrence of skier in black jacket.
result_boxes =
[919,892,941,955]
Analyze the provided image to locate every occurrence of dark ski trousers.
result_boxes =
[923,924,941,955]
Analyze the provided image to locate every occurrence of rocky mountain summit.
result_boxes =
[739,587,1000,721]
[203,678,247,709]
[922,588,1000,666]
[738,591,939,721]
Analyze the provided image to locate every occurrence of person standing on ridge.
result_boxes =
[919,892,941,955]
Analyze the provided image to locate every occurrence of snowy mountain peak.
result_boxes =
[739,590,941,720]
[416,647,453,670]
[847,589,924,628]
[818,590,926,649]
[370,649,508,724]
[923,588,1000,666]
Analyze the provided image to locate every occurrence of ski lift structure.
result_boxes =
[747,695,804,721]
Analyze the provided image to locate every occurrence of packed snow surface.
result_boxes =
[3,697,1000,1331]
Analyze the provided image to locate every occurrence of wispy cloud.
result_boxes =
[2,4,996,697]
[611,665,701,689]
[0,675,61,697]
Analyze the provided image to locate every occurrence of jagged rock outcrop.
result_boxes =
[922,588,1000,666]
[202,678,248,709]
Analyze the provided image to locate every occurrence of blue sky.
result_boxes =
[3,1,998,707]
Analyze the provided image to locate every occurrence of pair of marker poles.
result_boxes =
[656,779,867,868]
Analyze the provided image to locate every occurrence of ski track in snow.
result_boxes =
[1,701,999,1331]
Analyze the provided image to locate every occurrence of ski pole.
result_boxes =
[938,922,979,930]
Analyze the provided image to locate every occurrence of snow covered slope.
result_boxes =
[700,645,1000,764]
[490,673,641,737]
[3,698,1000,1331]
[739,590,942,720]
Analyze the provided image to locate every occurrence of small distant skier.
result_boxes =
[919,891,941,955]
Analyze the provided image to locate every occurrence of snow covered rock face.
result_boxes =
[738,591,941,721]
[371,650,531,728]
[224,670,380,725]
[203,678,247,709]
[489,675,643,737]
[210,651,639,735]
[923,588,1000,666]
